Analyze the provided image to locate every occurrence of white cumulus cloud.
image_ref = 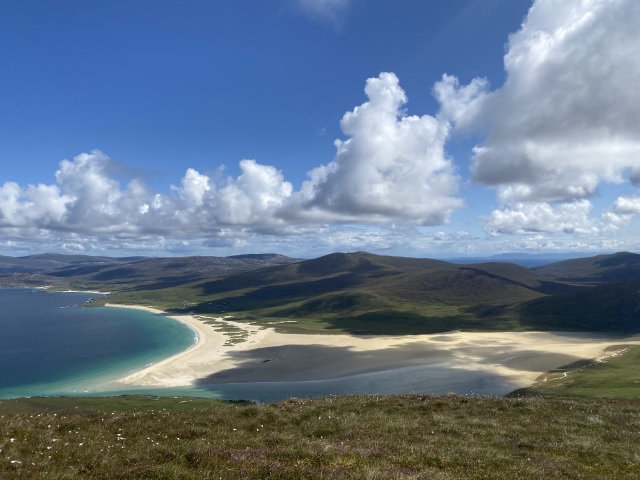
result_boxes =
[439,0,640,235]
[0,71,465,255]
[485,200,599,235]
[612,195,640,215]
[0,182,69,228]
[603,194,640,227]
[293,72,463,226]
[478,0,640,202]
[208,159,294,227]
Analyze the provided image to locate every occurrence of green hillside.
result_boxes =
[5,250,640,334]
[511,344,640,397]
[102,251,615,335]
[3,251,640,478]
[102,251,640,335]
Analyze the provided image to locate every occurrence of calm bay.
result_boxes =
[0,289,196,399]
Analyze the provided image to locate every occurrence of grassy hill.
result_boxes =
[3,250,640,334]
[93,251,566,334]
[511,344,640,398]
[1,394,640,479]
[516,279,640,332]
[87,250,640,335]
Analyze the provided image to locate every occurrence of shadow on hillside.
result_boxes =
[127,274,207,291]
[178,274,366,313]
[290,308,522,335]
[316,311,470,335]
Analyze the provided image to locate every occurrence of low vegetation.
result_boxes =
[2,394,640,479]
[513,345,640,398]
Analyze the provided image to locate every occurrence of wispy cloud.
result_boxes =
[296,0,353,28]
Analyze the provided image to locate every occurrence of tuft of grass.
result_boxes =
[1,394,640,479]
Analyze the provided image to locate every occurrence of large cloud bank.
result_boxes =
[439,0,640,235]
[3,0,640,255]
[0,73,461,251]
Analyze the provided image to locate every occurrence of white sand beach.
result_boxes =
[107,304,640,394]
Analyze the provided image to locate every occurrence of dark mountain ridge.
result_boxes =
[533,251,640,284]
[0,253,300,289]
[173,251,640,334]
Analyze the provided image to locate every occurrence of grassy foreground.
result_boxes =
[1,394,640,479]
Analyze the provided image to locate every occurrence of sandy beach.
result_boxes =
[106,304,640,396]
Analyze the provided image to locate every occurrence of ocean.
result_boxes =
[0,288,196,399]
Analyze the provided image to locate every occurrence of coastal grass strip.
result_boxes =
[513,344,640,398]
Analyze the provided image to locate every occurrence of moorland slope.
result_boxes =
[3,250,639,334]
[102,251,640,334]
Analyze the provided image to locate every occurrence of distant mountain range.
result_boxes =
[0,253,299,289]
[2,250,639,334]
[443,252,599,268]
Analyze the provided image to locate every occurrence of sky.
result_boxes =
[1,0,639,259]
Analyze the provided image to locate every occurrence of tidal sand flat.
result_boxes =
[114,304,640,400]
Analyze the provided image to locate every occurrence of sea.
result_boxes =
[0,288,198,399]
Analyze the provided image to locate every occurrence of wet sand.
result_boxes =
[108,304,640,395]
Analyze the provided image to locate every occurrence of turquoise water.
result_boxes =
[0,289,196,398]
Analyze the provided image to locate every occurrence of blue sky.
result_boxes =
[1,0,639,258]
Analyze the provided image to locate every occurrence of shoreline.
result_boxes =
[104,304,226,387]
[101,303,640,396]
